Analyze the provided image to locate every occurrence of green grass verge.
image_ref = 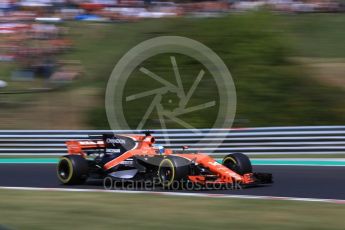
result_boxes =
[75,12,345,129]
[285,13,345,58]
[0,190,344,230]
[2,12,345,129]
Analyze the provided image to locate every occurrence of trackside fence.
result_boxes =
[1,126,345,156]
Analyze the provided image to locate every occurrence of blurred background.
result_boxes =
[1,0,345,129]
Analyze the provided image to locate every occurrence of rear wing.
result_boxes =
[65,133,156,155]
[66,140,105,155]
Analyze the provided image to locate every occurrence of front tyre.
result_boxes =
[222,153,252,175]
[57,155,88,185]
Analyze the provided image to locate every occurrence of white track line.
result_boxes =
[0,186,344,204]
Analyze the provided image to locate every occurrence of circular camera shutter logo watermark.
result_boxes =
[105,36,236,148]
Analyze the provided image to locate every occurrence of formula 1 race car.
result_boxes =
[57,132,273,188]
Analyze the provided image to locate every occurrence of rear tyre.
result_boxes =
[222,153,252,175]
[57,155,89,185]
[158,156,190,188]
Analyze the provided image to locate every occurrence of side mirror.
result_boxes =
[182,146,189,151]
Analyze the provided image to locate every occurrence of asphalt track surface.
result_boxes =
[0,164,344,200]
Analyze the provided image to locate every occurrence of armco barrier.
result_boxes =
[0,126,345,156]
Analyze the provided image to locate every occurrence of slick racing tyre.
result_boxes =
[222,153,252,175]
[57,155,88,185]
[158,156,190,188]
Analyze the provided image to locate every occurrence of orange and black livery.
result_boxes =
[57,131,273,188]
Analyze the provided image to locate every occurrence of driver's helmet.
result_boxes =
[154,144,165,154]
